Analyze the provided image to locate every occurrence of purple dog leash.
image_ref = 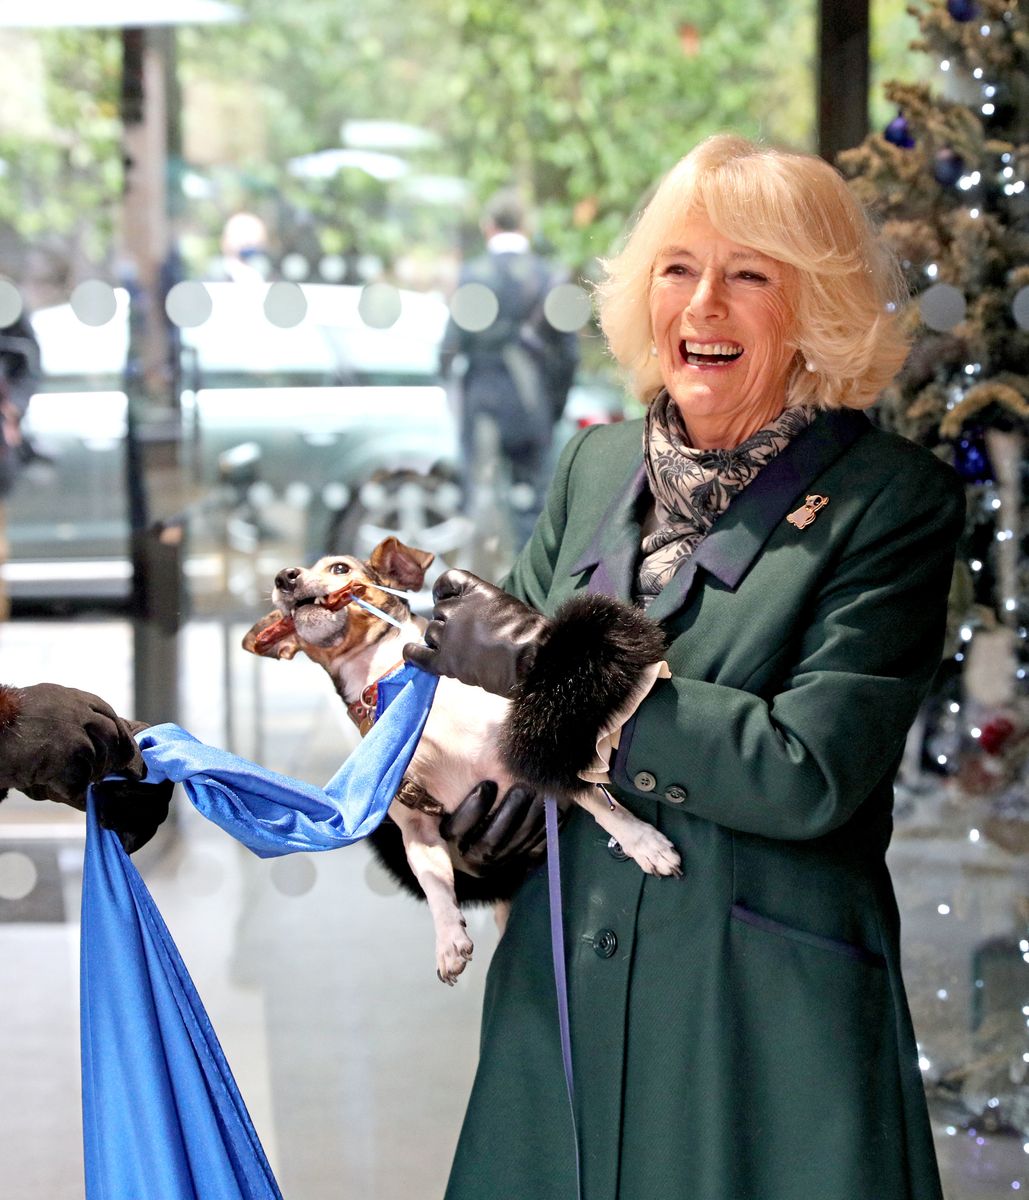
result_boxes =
[545,792,583,1200]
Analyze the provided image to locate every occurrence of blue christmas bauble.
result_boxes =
[933,148,965,187]
[953,429,994,484]
[947,0,977,20]
[884,112,915,149]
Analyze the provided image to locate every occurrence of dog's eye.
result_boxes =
[330,562,351,575]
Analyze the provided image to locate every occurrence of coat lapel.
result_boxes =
[645,408,871,621]
[569,461,648,602]
[570,409,872,621]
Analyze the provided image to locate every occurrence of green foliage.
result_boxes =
[0,2,816,286]
[870,0,935,129]
[178,0,815,271]
[0,30,122,270]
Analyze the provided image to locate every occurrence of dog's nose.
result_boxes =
[275,567,302,592]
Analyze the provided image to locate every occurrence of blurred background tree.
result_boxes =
[176,0,816,272]
[0,0,935,289]
[0,29,122,301]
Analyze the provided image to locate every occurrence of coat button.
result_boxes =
[664,785,688,803]
[592,929,618,958]
[633,770,657,792]
[607,836,629,861]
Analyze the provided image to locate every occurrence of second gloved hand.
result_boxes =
[402,569,552,697]
[0,682,145,808]
[94,773,173,855]
[440,779,549,873]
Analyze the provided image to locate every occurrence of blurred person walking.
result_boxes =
[441,189,579,549]
[211,211,272,284]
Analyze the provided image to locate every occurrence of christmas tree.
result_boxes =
[839,0,1028,776]
[838,0,1029,1150]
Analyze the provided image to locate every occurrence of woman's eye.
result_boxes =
[330,562,350,575]
[736,271,769,283]
[663,263,692,278]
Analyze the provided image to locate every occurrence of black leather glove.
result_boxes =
[0,683,144,808]
[440,780,549,872]
[405,571,666,798]
[368,780,554,905]
[403,569,551,697]
[93,773,173,855]
[93,717,172,854]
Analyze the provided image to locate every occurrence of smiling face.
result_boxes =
[649,211,798,449]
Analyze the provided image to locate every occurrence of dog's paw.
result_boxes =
[435,922,474,986]
[624,827,683,878]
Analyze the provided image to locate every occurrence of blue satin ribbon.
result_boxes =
[80,662,437,1199]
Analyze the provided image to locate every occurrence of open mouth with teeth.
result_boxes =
[293,593,333,613]
[290,593,348,640]
[290,581,366,618]
[286,590,356,651]
[680,340,744,367]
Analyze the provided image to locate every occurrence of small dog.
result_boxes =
[243,536,681,984]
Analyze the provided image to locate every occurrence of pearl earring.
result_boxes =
[805,360,816,373]
[649,343,658,357]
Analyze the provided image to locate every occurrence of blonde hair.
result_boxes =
[596,134,909,410]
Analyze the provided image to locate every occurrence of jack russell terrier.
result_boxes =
[243,536,681,984]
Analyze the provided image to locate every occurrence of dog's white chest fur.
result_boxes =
[408,676,514,807]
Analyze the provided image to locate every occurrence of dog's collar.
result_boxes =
[345,659,406,735]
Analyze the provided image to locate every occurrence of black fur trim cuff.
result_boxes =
[500,594,665,792]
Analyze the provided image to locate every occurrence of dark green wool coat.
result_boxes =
[445,409,965,1200]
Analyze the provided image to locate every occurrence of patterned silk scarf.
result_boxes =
[636,390,815,603]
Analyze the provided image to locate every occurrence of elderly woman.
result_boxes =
[408,134,963,1200]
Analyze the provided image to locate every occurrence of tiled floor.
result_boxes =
[1,616,1027,1198]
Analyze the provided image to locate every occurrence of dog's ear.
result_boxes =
[368,536,434,592]
[242,610,301,660]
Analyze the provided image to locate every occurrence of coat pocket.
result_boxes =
[726,904,908,1199]
[730,902,886,969]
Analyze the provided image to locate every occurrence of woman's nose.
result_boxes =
[686,271,727,320]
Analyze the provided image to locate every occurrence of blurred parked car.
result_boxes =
[179,283,464,564]
[5,294,133,606]
[5,284,461,606]
[4,280,624,609]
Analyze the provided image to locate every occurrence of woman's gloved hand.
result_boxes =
[409,575,667,796]
[402,569,551,697]
[440,779,548,873]
[369,780,553,904]
[0,683,144,807]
